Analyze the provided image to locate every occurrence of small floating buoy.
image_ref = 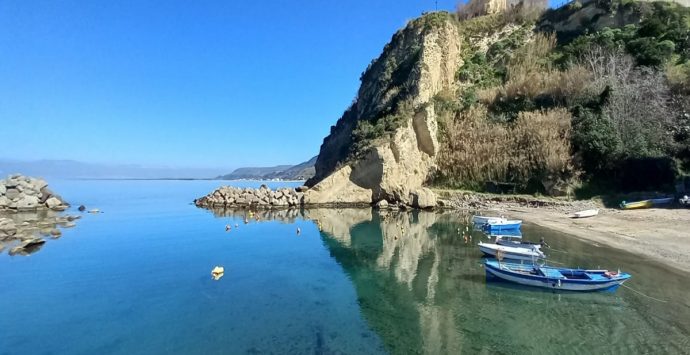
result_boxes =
[296,227,301,235]
[78,205,86,212]
[225,225,231,232]
[211,266,224,281]
[235,223,239,228]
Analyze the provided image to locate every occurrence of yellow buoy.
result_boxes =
[211,266,224,281]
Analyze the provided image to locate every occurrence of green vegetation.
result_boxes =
[432,0,690,195]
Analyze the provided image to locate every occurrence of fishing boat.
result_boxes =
[620,200,653,210]
[495,237,542,250]
[484,259,631,292]
[571,209,599,218]
[489,229,523,238]
[478,242,544,261]
[482,219,522,232]
[650,197,673,205]
[472,215,507,225]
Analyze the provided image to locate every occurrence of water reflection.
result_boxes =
[0,209,80,256]
[201,206,690,354]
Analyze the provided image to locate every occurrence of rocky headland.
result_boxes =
[0,174,79,256]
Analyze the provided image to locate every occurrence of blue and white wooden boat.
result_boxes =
[482,219,522,232]
[472,215,507,225]
[489,229,522,238]
[478,242,544,261]
[484,259,631,292]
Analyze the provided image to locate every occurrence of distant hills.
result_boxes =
[217,156,317,180]
[0,159,228,179]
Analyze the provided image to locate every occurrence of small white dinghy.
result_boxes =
[472,215,507,225]
[571,209,599,218]
[478,242,545,261]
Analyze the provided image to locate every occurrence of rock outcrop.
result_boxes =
[194,185,305,208]
[0,174,69,211]
[304,13,463,206]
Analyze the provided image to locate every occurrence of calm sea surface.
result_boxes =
[1,180,689,354]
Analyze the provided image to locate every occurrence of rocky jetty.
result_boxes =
[0,174,69,211]
[195,184,437,209]
[194,185,304,208]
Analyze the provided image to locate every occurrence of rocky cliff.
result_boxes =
[305,13,464,206]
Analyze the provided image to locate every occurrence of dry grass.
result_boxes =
[437,105,573,189]
[496,33,590,107]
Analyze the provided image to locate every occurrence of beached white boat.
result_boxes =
[472,215,507,225]
[478,242,544,261]
[572,209,599,218]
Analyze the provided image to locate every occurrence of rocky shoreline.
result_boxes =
[194,184,439,210]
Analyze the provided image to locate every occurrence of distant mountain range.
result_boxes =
[217,156,317,180]
[0,159,228,179]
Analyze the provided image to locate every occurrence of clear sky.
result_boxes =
[1,1,560,171]
[1,0,463,170]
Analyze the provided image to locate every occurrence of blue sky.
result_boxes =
[0,1,559,171]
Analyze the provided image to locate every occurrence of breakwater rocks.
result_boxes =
[194,185,439,209]
[0,174,69,211]
[195,185,304,208]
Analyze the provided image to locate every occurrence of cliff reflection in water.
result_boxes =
[312,208,469,354]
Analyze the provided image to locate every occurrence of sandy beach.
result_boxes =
[504,206,690,272]
[437,189,690,272]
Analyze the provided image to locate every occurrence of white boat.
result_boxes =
[478,242,544,261]
[572,209,599,218]
[472,215,507,225]
[495,237,542,251]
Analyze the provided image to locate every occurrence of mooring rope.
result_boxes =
[621,283,669,303]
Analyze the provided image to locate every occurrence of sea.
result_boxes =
[1,180,689,354]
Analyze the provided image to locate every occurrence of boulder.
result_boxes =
[0,184,5,194]
[33,179,48,190]
[45,197,63,209]
[5,188,20,200]
[376,199,389,209]
[0,196,8,208]
[16,195,41,210]
[409,188,436,209]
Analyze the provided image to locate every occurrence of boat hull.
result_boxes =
[479,243,542,261]
[472,216,506,225]
[620,200,653,210]
[482,220,522,232]
[573,209,598,218]
[484,261,630,292]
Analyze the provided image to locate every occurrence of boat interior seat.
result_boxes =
[538,268,565,279]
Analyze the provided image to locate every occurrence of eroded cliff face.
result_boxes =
[305,14,464,206]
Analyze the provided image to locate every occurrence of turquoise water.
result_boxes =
[1,181,689,354]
